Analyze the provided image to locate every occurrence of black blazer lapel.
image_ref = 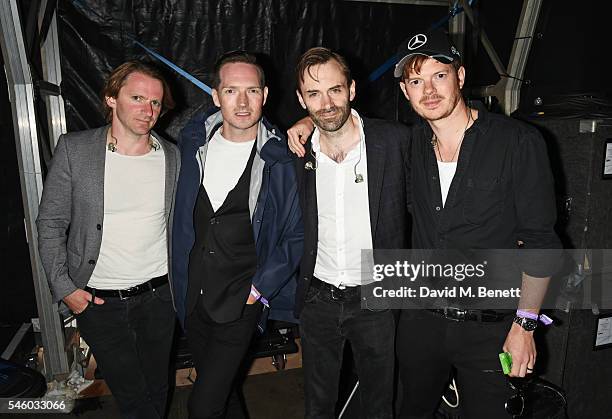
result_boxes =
[364,120,385,244]
[299,141,318,251]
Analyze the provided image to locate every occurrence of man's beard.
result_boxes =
[309,103,351,133]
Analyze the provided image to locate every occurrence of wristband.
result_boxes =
[516,309,538,320]
[516,309,553,326]
[250,286,269,307]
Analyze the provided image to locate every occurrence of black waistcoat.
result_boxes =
[187,143,258,323]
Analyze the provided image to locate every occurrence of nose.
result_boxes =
[424,79,436,95]
[142,101,154,117]
[238,90,248,107]
[321,93,333,109]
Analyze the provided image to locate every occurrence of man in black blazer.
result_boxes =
[292,48,410,419]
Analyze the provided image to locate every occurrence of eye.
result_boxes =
[132,95,144,102]
[331,87,342,94]
[436,72,447,79]
[307,92,318,98]
[224,88,235,94]
[151,100,162,107]
[408,79,421,86]
[248,88,262,94]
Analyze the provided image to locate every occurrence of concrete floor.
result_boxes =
[30,368,304,419]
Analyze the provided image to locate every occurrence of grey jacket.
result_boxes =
[36,125,180,304]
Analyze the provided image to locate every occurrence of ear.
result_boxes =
[349,80,356,102]
[457,66,466,90]
[296,90,306,110]
[399,81,410,101]
[262,86,269,106]
[106,96,117,109]
[212,89,221,108]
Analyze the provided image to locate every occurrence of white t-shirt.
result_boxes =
[88,146,167,289]
[437,161,457,207]
[202,131,255,212]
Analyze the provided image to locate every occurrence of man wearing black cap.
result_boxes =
[393,29,560,418]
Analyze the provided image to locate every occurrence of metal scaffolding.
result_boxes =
[0,0,69,379]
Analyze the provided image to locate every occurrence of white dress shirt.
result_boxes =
[312,109,373,288]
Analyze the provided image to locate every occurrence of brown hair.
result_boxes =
[101,60,175,122]
[295,47,351,90]
[212,50,265,89]
[401,54,462,81]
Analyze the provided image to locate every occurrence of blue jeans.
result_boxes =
[76,282,176,419]
[300,285,395,419]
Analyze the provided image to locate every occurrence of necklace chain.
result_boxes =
[431,109,472,163]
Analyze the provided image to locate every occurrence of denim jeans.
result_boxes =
[76,282,176,419]
[185,296,262,419]
[396,310,514,419]
[300,285,395,419]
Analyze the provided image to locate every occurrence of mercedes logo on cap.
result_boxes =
[407,34,427,50]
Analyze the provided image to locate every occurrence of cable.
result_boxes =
[442,378,460,408]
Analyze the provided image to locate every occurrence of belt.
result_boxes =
[310,277,362,302]
[85,274,168,300]
[427,307,512,322]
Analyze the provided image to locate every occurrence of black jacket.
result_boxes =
[294,116,411,316]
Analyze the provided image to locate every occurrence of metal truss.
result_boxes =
[1,0,69,379]
[461,0,543,115]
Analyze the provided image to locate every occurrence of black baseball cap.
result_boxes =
[393,29,461,78]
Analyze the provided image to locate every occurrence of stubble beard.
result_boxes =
[414,90,463,122]
[309,103,351,133]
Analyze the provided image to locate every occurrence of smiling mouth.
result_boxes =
[318,109,338,118]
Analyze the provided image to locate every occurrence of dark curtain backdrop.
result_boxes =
[57,0,449,139]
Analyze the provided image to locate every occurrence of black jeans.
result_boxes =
[396,310,514,419]
[76,282,176,419]
[300,286,395,419]
[185,296,262,419]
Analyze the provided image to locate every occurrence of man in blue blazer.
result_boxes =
[37,61,179,419]
[171,51,303,419]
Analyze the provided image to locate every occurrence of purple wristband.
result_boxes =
[539,314,554,325]
[250,287,269,307]
[516,309,539,320]
[516,309,554,326]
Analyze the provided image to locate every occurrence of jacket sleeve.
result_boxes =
[251,184,304,301]
[36,135,78,302]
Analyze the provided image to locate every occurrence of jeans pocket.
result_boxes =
[152,283,173,303]
[363,297,389,312]
[75,300,95,317]
[304,286,320,304]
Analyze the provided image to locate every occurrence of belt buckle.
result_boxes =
[330,286,342,300]
[118,287,135,301]
[445,307,466,321]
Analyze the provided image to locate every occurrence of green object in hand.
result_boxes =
[499,352,512,375]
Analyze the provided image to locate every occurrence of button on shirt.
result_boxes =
[313,109,373,288]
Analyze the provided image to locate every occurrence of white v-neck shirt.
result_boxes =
[437,161,457,207]
[202,131,255,212]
